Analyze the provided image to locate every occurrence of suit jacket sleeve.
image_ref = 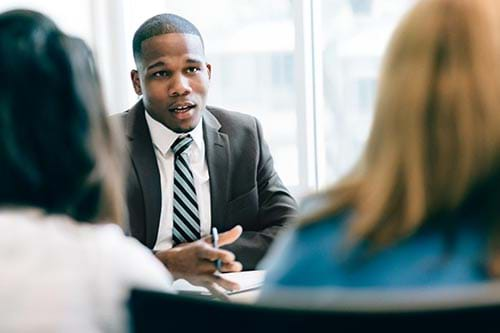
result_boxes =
[223,118,297,269]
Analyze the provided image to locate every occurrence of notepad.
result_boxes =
[172,270,266,296]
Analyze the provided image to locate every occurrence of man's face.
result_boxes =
[131,33,211,133]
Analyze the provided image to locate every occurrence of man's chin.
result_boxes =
[161,112,202,133]
[170,120,198,133]
[174,126,195,133]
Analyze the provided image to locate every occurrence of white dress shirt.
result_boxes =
[145,111,211,251]
[0,208,172,333]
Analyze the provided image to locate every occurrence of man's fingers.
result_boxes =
[206,284,230,301]
[220,261,243,273]
[187,273,241,300]
[194,273,241,292]
[196,256,242,274]
[218,225,243,246]
[210,274,241,292]
[198,244,235,262]
[197,260,218,274]
[202,225,242,246]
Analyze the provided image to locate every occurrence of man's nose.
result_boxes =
[168,73,192,97]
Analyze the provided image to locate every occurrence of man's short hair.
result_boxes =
[132,13,204,66]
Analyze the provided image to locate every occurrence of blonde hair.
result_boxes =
[304,0,500,272]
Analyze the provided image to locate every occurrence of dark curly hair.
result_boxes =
[132,13,204,67]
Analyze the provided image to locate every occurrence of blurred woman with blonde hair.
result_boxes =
[261,0,500,294]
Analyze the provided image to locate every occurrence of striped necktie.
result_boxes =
[171,135,201,245]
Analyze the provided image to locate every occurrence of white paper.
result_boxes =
[172,270,266,296]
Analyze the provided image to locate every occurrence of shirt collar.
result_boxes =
[145,110,204,155]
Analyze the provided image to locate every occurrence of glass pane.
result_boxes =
[0,0,93,45]
[319,0,417,184]
[123,0,299,190]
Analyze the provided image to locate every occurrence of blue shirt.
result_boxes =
[261,212,489,296]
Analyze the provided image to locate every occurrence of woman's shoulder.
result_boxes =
[296,210,351,244]
[12,211,173,290]
[261,210,351,286]
[87,223,172,287]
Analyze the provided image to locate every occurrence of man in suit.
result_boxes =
[116,13,297,292]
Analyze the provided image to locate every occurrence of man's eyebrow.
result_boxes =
[146,61,166,71]
[186,57,204,64]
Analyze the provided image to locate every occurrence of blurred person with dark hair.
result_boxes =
[0,9,171,332]
[261,0,500,297]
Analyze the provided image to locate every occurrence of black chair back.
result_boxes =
[129,287,500,332]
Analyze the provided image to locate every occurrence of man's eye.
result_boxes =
[153,71,169,77]
[186,67,200,73]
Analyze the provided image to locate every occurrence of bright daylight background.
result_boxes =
[0,0,417,198]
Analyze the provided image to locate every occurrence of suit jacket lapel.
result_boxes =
[203,109,230,230]
[126,100,162,248]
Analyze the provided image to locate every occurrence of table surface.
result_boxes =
[228,289,261,303]
[172,270,265,304]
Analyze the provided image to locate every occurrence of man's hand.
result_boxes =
[155,225,243,298]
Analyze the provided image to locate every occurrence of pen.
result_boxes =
[211,227,222,271]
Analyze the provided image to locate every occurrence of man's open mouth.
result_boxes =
[169,103,195,113]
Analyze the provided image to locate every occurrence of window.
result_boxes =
[1,0,419,197]
[318,0,417,185]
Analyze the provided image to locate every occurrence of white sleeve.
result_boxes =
[91,224,173,333]
[111,235,173,292]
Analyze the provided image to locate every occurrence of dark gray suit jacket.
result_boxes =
[114,100,297,269]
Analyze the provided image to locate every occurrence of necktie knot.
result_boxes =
[171,135,193,156]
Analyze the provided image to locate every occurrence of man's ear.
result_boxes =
[131,70,142,95]
[206,63,212,80]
